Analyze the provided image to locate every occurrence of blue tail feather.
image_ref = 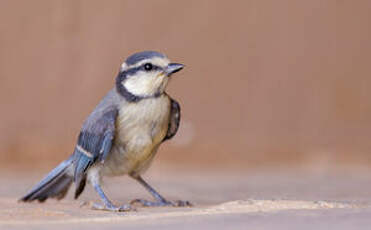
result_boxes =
[20,156,73,202]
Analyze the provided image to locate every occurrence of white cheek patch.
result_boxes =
[123,72,167,97]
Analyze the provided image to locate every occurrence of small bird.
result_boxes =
[20,51,191,211]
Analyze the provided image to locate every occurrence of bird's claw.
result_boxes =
[173,200,193,207]
[91,202,135,212]
[130,199,192,207]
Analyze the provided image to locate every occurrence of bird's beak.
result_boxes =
[164,63,184,76]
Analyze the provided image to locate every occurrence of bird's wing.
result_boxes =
[163,98,181,142]
[73,107,118,195]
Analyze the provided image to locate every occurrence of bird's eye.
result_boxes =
[144,63,153,71]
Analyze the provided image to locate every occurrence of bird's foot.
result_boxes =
[91,202,135,212]
[130,199,192,207]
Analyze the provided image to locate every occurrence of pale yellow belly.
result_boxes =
[101,96,170,176]
[102,131,163,176]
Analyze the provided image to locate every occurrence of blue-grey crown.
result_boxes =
[125,51,165,66]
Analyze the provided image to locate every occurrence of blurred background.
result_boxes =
[0,0,370,172]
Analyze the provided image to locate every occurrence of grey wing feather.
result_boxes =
[163,98,181,142]
[73,106,118,198]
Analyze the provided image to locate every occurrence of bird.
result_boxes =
[20,51,191,211]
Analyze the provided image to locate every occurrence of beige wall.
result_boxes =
[0,0,370,169]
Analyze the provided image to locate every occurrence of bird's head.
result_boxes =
[116,51,184,102]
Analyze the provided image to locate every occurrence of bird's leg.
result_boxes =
[130,175,192,207]
[91,182,133,212]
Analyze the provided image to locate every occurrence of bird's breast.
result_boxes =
[102,95,171,176]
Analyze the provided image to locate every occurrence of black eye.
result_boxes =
[144,63,153,71]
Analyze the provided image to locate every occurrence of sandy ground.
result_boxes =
[1,166,371,229]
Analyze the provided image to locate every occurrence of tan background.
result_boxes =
[0,0,370,170]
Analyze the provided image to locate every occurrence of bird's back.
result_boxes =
[81,89,121,132]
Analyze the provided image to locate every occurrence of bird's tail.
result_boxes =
[19,156,74,202]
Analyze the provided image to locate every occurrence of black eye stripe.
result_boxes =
[142,63,160,71]
[122,63,161,76]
